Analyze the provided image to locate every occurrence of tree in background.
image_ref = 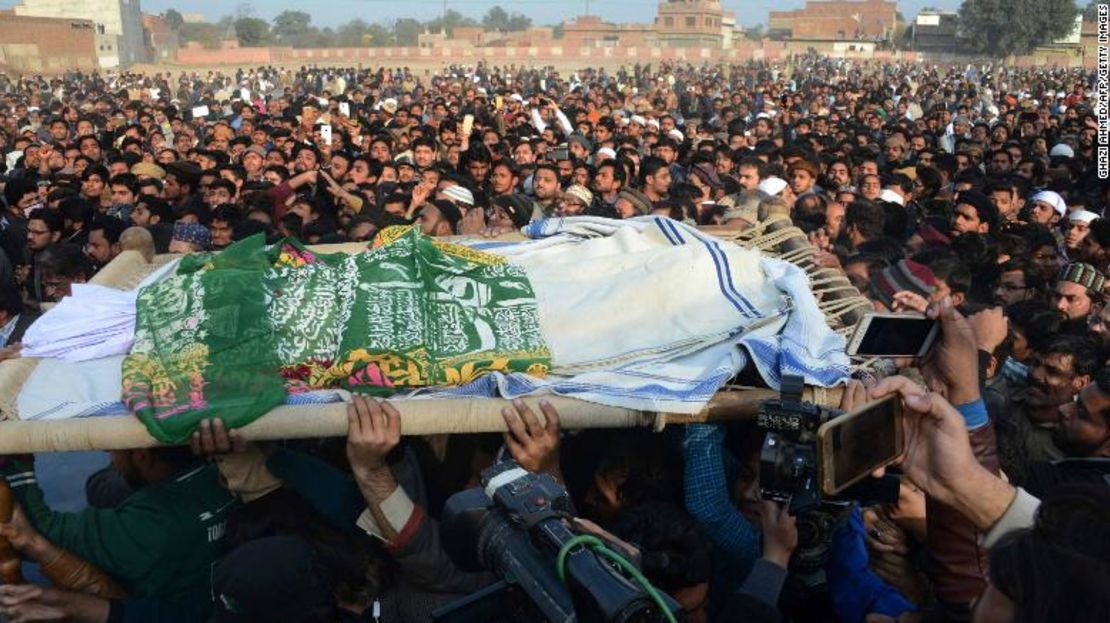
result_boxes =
[234,17,272,47]
[393,18,423,46]
[272,10,312,42]
[336,19,371,47]
[178,20,226,49]
[366,23,395,47]
[958,0,1079,57]
[164,9,184,31]
[482,6,532,32]
[1084,0,1100,21]
[483,6,510,31]
[507,14,532,31]
[177,4,536,49]
[426,9,477,37]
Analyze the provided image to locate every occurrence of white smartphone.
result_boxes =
[339,102,351,118]
[191,105,210,118]
[320,124,333,147]
[845,313,939,358]
[462,114,474,138]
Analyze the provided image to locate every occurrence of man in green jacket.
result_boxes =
[0,447,238,614]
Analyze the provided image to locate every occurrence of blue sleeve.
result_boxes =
[955,398,989,432]
[681,423,761,576]
[827,506,916,623]
[265,449,365,532]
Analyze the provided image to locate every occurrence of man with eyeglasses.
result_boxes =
[22,208,63,303]
[993,259,1042,307]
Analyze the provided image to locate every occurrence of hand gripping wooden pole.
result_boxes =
[0,387,842,454]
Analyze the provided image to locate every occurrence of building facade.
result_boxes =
[655,0,728,47]
[769,0,898,41]
[0,11,99,72]
[13,0,144,67]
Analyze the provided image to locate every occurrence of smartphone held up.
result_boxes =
[846,312,939,358]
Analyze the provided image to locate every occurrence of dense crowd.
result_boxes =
[0,55,1107,622]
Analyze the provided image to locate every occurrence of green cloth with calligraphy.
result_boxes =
[122,227,551,444]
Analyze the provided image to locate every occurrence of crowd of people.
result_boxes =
[0,55,1107,622]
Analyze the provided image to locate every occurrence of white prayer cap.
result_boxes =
[442,185,475,206]
[668,129,684,142]
[879,189,905,206]
[1050,143,1075,159]
[596,147,617,160]
[630,115,647,126]
[1030,190,1067,216]
[1069,209,1099,224]
[510,93,524,102]
[758,176,787,196]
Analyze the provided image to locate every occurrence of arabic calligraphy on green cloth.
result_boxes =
[122,227,551,443]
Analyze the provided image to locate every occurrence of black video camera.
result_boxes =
[757,375,900,580]
[435,461,679,623]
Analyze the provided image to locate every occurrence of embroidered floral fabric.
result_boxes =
[123,227,551,443]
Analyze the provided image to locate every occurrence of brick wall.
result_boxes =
[169,41,1100,70]
[0,13,98,72]
[169,42,926,67]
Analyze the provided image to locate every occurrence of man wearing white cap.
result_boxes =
[757,176,787,197]
[627,115,646,139]
[595,147,617,163]
[1049,144,1075,159]
[1028,190,1067,227]
[1066,210,1099,256]
[439,184,475,212]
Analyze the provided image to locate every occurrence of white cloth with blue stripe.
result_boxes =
[435,216,850,413]
[15,217,849,420]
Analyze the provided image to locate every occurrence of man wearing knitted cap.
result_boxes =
[1053,263,1105,327]
[438,184,475,212]
[868,259,938,313]
[614,188,653,220]
[168,221,212,254]
[557,184,593,217]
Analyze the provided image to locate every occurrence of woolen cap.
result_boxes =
[1058,263,1105,292]
[442,184,475,207]
[563,184,594,207]
[870,259,937,311]
[130,162,165,180]
[618,188,653,215]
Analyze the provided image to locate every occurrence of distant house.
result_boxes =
[0,11,99,72]
[143,13,178,63]
[769,0,898,41]
[561,1,735,49]
[911,10,961,53]
[13,0,144,67]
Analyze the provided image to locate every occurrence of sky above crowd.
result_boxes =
[129,0,965,29]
